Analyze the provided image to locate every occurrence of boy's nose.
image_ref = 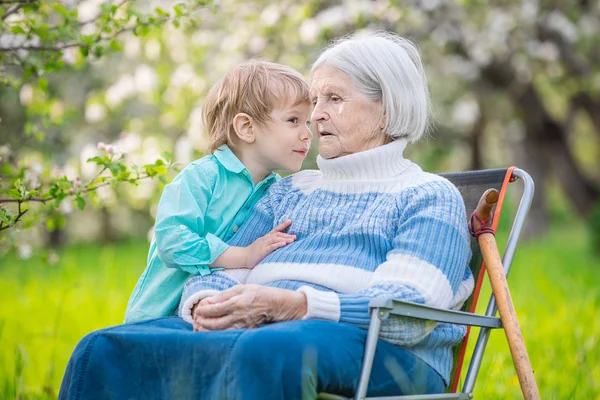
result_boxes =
[301,124,313,141]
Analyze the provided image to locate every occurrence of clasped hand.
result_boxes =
[192,284,307,332]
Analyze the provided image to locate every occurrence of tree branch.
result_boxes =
[0,174,153,204]
[0,0,35,4]
[0,200,27,232]
[0,3,203,53]
[1,3,26,20]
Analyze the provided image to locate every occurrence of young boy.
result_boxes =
[125,60,312,323]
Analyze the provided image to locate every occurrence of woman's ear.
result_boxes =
[232,113,256,144]
[379,104,386,130]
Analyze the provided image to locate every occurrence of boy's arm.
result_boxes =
[179,183,290,318]
[210,219,295,269]
[154,161,228,276]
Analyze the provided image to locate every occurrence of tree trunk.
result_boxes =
[481,60,600,217]
[100,206,117,243]
[510,135,549,238]
[517,86,599,216]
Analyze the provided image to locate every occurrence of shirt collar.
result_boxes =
[214,145,246,174]
[214,145,279,184]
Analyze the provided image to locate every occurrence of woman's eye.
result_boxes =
[331,95,341,102]
[288,118,298,124]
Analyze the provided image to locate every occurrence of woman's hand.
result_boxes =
[191,284,307,332]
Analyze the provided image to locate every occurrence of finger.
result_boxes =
[196,296,239,318]
[272,232,296,242]
[193,316,209,332]
[199,296,217,306]
[269,219,292,234]
[196,315,238,331]
[200,286,244,306]
[266,241,288,251]
[193,321,208,332]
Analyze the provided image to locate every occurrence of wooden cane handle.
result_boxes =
[473,189,541,400]
[470,189,499,231]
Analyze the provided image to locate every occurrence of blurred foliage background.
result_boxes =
[1,0,599,398]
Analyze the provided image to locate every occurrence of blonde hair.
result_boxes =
[203,60,310,153]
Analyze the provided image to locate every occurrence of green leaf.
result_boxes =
[155,7,170,17]
[127,9,143,18]
[8,189,21,199]
[75,196,86,210]
[46,218,56,232]
[38,76,48,92]
[93,45,104,58]
[80,46,89,57]
[174,4,186,16]
[161,152,172,162]
[159,175,168,184]
[52,3,70,16]
[109,40,123,51]
[10,26,27,35]
[154,165,168,175]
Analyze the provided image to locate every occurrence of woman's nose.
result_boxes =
[310,102,328,123]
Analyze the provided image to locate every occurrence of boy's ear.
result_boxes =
[232,113,256,144]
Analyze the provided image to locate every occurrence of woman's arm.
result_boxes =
[299,180,473,345]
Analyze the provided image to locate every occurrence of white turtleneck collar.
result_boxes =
[316,139,413,181]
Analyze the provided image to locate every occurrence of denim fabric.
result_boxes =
[59,318,444,400]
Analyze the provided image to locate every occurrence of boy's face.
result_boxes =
[253,101,312,172]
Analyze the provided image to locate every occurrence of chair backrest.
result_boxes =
[438,168,515,392]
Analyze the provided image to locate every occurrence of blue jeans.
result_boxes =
[59,317,444,399]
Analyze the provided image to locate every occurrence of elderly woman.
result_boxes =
[60,32,472,400]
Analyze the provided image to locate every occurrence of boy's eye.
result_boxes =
[288,117,298,124]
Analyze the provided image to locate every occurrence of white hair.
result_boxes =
[311,31,431,142]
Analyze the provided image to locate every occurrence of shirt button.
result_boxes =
[179,225,186,230]
[243,170,249,176]
[232,226,239,233]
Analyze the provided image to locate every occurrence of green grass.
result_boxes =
[0,225,599,399]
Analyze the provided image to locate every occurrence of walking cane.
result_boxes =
[470,189,541,400]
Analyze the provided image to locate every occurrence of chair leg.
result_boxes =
[354,309,384,400]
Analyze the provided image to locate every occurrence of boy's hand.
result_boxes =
[242,220,296,269]
[210,220,296,270]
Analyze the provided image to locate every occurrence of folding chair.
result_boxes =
[318,166,534,400]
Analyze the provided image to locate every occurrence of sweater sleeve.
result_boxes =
[154,161,229,276]
[178,271,241,322]
[299,180,473,346]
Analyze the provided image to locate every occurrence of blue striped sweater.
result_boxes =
[179,139,473,385]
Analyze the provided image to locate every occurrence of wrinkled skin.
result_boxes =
[310,64,389,159]
[192,285,307,331]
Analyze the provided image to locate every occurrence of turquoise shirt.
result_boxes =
[124,145,279,323]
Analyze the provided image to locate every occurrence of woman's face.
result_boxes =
[310,65,389,159]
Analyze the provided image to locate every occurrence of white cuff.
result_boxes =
[297,286,341,322]
[180,290,220,323]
